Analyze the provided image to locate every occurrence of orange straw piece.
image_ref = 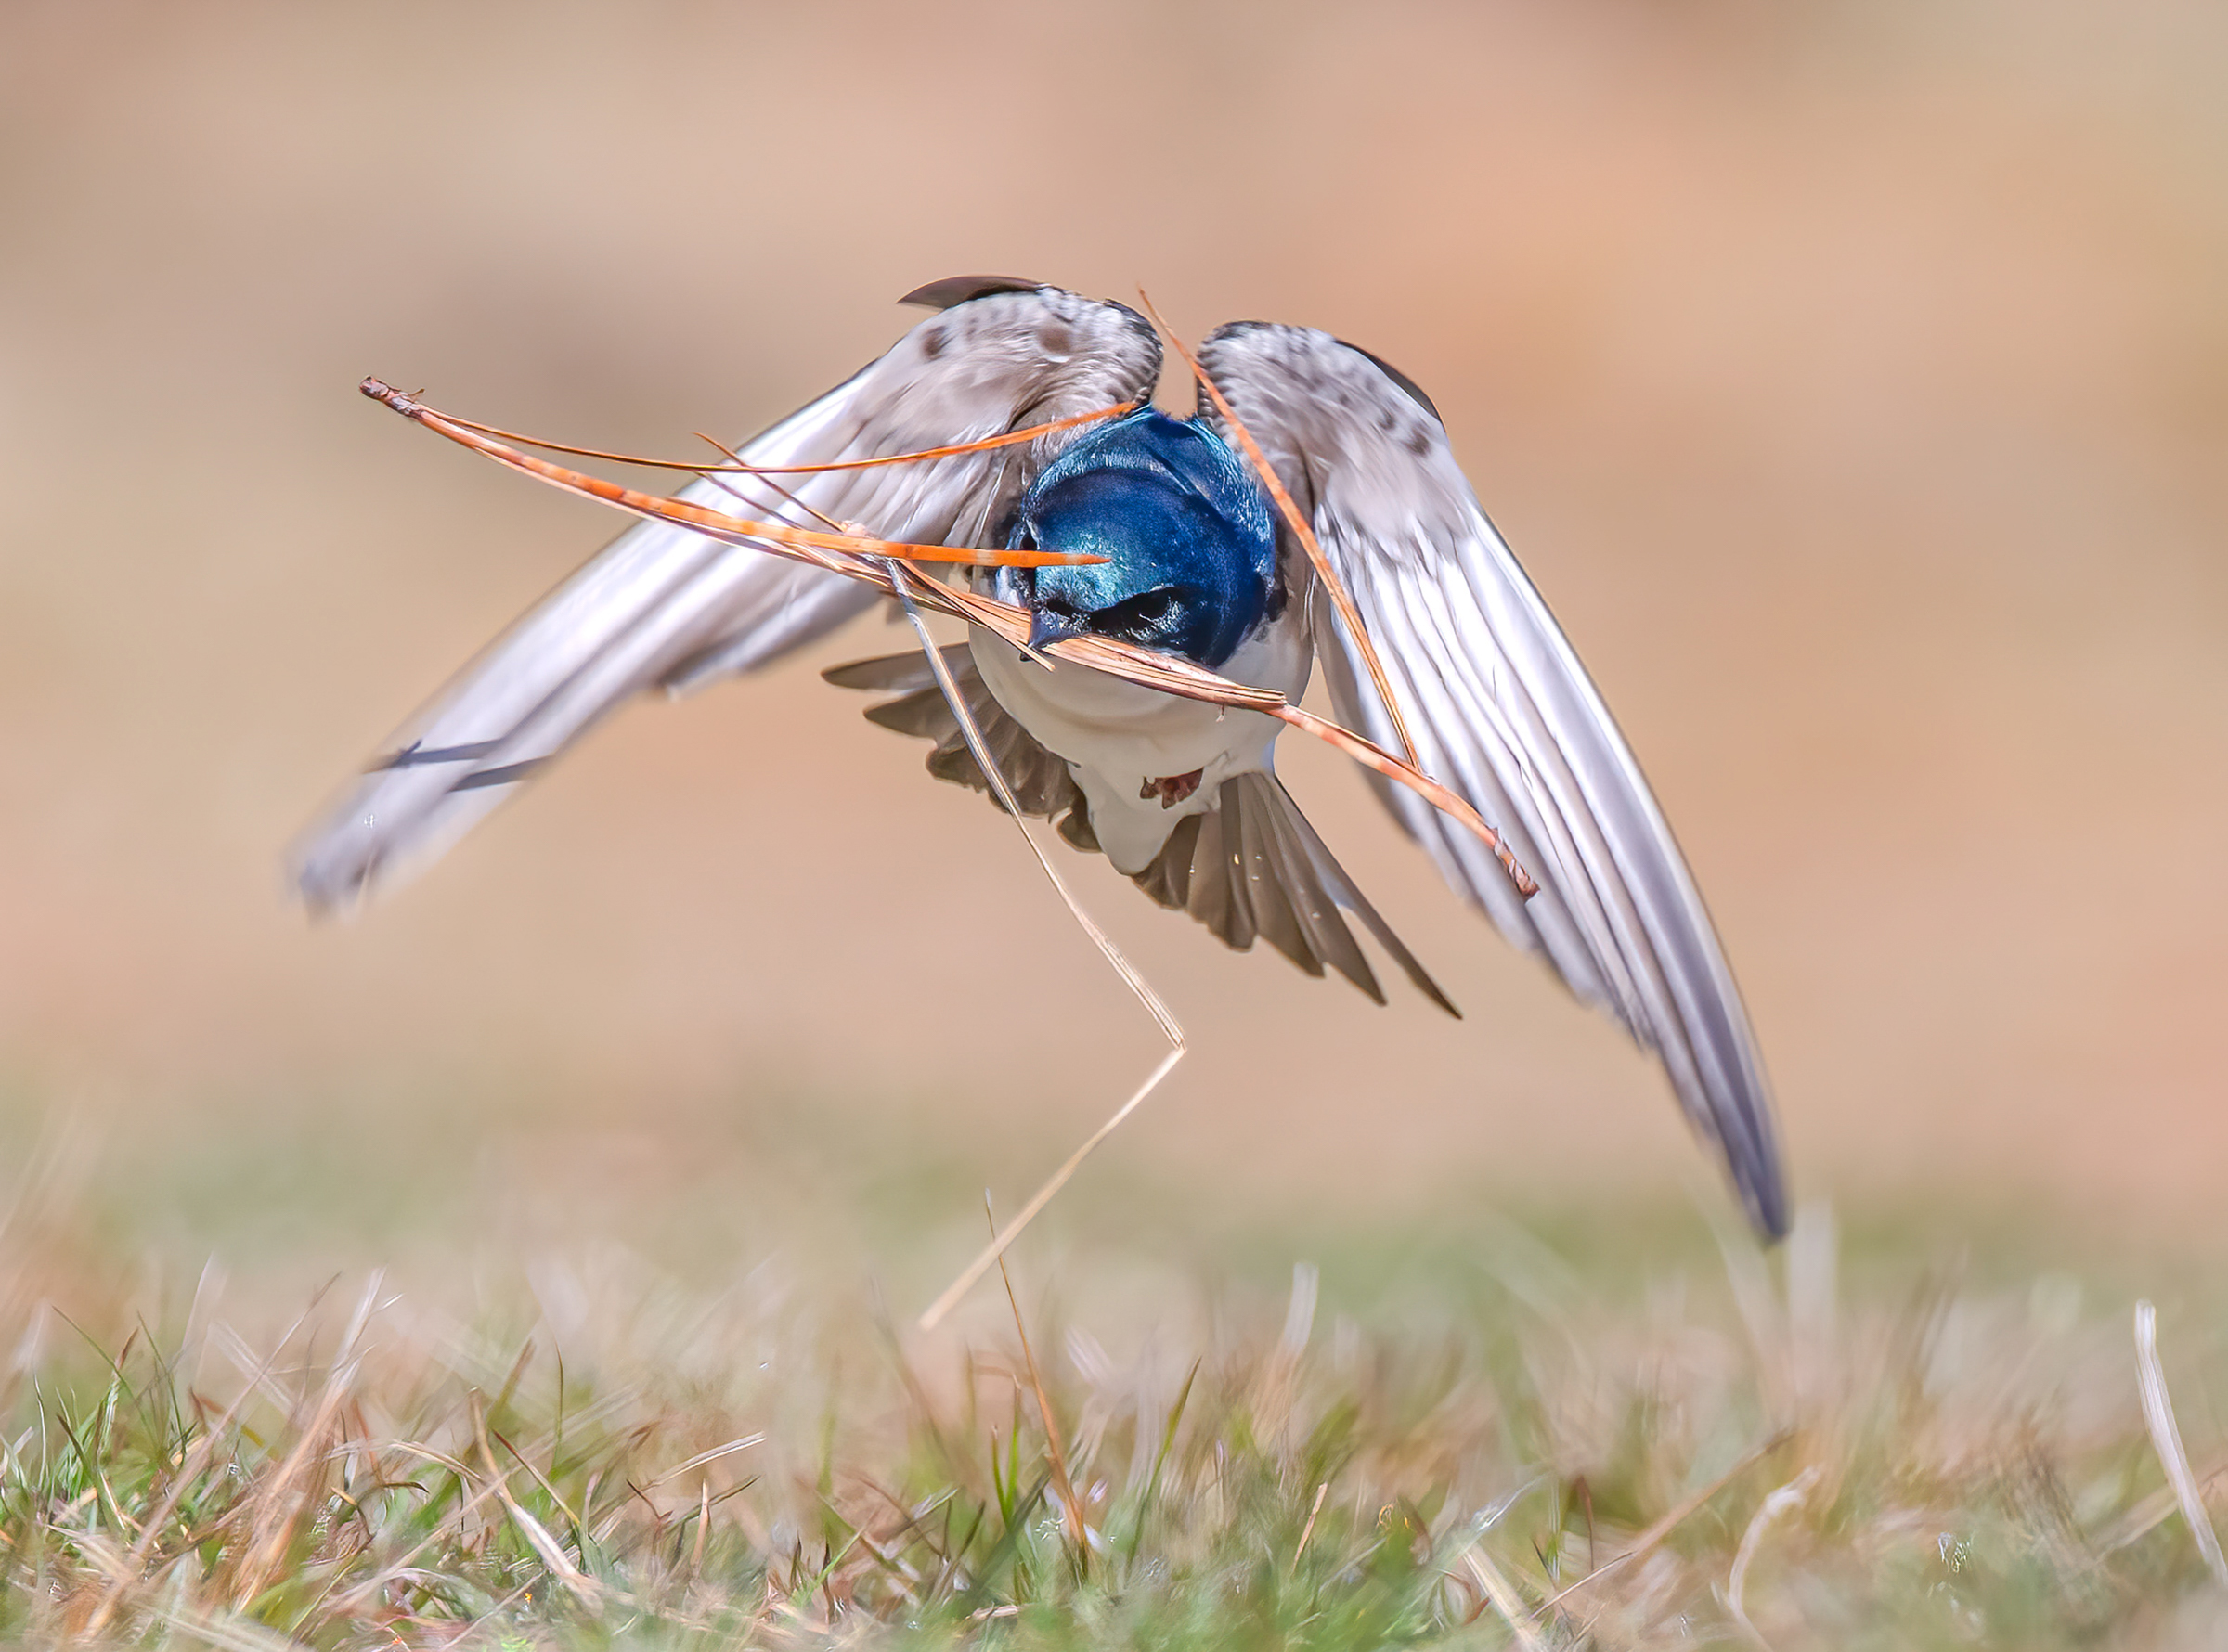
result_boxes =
[435,399,1139,476]
[360,380,1101,569]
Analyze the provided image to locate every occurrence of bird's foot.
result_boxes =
[1141,768,1205,809]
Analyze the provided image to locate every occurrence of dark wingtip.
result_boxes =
[1335,341,1443,423]
[898,275,1048,311]
[1751,1173,1792,1243]
[1733,1141,1791,1243]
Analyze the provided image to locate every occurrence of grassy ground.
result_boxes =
[0,1102,2224,1649]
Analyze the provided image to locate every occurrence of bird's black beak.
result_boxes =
[1027,608,1083,652]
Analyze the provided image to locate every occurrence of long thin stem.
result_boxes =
[988,1194,1087,1555]
[880,566,1185,1332]
[2135,1301,2228,1589]
[436,399,1137,475]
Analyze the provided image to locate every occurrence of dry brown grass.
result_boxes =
[2,1152,2224,1649]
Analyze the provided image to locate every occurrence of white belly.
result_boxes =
[967,612,1312,875]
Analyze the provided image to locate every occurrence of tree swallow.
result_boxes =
[293,276,1787,1239]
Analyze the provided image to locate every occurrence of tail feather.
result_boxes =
[1131,813,1199,910]
[824,649,1088,829]
[1130,774,1454,1015]
[1230,784,1320,978]
[1277,788,1461,1018]
[823,645,965,696]
[1252,782,1382,1001]
[1182,802,1252,950]
[826,652,1456,1015]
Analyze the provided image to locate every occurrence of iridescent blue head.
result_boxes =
[997,408,1276,669]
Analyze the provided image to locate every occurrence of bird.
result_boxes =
[292,275,1788,1239]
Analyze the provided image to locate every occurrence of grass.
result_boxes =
[2,1167,2226,1651]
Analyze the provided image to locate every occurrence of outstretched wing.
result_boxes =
[1196,322,1786,1238]
[293,279,1160,911]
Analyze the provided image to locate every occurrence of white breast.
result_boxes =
[967,606,1313,874]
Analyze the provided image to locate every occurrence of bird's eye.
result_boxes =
[1092,586,1183,639]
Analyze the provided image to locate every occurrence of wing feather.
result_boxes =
[1197,322,1787,1237]
[293,283,1159,910]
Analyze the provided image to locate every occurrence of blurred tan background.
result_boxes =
[2,0,2224,1252]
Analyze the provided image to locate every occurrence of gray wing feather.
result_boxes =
[293,284,1159,910]
[1197,322,1786,1238]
